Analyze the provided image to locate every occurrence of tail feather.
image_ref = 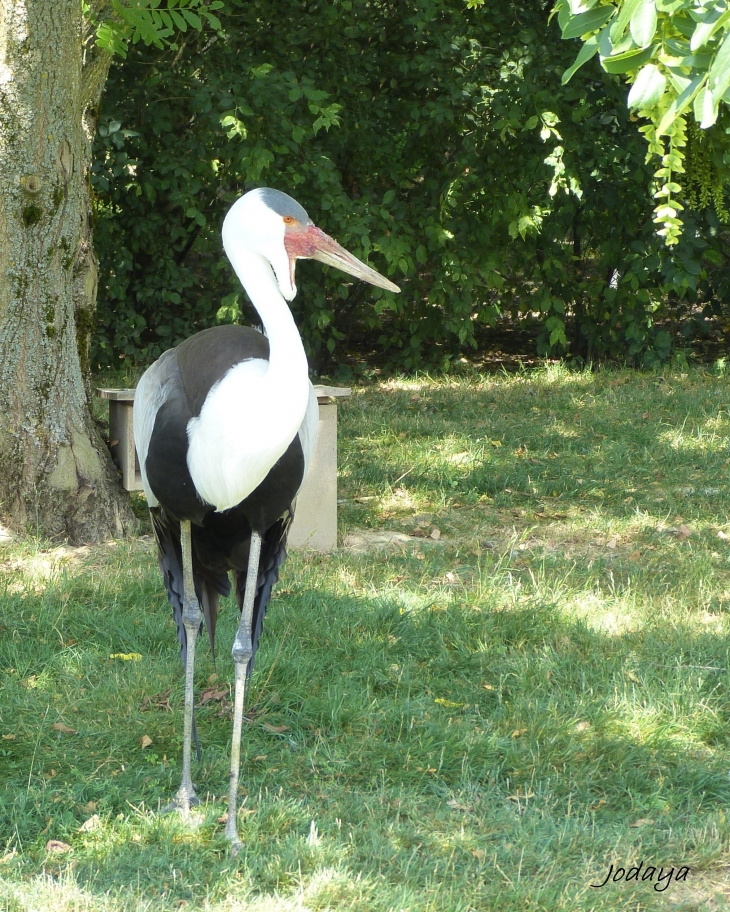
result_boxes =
[235,513,292,677]
[199,581,221,662]
[151,508,231,660]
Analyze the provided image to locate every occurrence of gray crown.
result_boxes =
[258,188,311,224]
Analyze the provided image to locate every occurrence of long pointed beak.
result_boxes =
[299,225,400,293]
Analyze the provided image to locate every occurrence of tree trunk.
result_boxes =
[0,0,136,541]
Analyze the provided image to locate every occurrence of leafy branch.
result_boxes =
[553,0,730,245]
[84,0,224,58]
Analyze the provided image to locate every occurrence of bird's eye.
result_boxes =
[283,216,297,225]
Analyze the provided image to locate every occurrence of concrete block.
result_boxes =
[288,401,337,551]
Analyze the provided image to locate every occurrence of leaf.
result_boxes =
[692,19,718,53]
[181,9,202,30]
[202,11,222,29]
[262,723,290,734]
[676,52,713,70]
[657,73,705,135]
[562,6,614,40]
[601,44,656,73]
[630,0,657,47]
[45,840,72,854]
[690,8,730,52]
[628,63,667,109]
[562,34,600,84]
[199,686,229,705]
[170,9,187,31]
[708,29,730,105]
[555,0,570,30]
[667,70,694,94]
[610,0,643,43]
[430,528,442,540]
[78,814,101,833]
[140,734,153,749]
[700,85,720,128]
[52,722,76,734]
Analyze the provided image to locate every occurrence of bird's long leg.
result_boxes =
[225,531,262,853]
[165,519,201,816]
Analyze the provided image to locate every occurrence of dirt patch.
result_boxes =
[658,865,730,910]
[343,531,419,552]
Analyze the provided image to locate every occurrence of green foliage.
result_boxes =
[87,0,224,58]
[92,0,729,370]
[554,0,730,245]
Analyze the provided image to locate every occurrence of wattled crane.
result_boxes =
[133,188,399,851]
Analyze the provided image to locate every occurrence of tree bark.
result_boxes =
[0,0,136,541]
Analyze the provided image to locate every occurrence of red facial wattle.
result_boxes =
[283,222,400,293]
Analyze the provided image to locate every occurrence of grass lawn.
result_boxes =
[1,363,730,911]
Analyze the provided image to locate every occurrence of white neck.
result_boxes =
[224,240,309,394]
[184,238,312,511]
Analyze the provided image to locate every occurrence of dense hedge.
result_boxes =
[92,0,729,374]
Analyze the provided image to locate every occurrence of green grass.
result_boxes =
[2,363,730,910]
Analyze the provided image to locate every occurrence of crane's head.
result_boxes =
[222,188,400,301]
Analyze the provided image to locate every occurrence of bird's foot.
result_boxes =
[224,815,243,855]
[228,835,243,857]
[161,783,200,819]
